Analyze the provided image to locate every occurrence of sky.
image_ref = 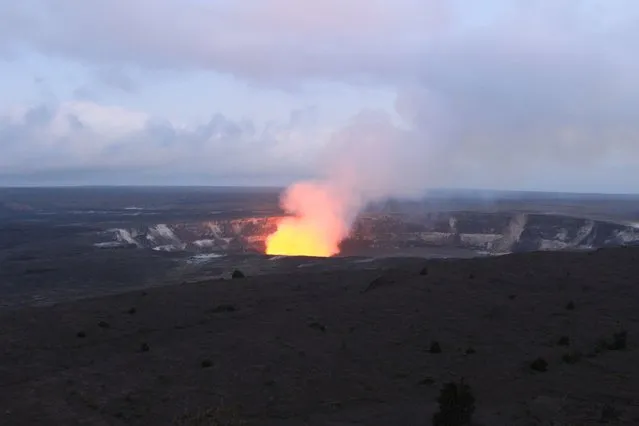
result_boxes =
[1,0,638,192]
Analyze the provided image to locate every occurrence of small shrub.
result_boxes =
[594,338,610,354]
[600,403,620,423]
[98,320,110,328]
[608,330,627,350]
[201,359,213,368]
[419,376,435,385]
[420,266,429,276]
[211,304,236,313]
[140,343,150,352]
[308,322,326,332]
[565,301,575,310]
[594,330,628,353]
[128,307,137,314]
[530,357,548,372]
[562,351,582,364]
[77,331,86,338]
[432,379,475,426]
[465,347,476,355]
[557,336,570,346]
[429,341,442,354]
[231,270,245,279]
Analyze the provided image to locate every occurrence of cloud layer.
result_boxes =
[0,101,323,185]
[1,0,639,191]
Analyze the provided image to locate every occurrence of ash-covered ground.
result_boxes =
[2,187,639,425]
[1,186,639,308]
[1,246,639,425]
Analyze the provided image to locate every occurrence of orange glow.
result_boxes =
[265,181,349,257]
[265,216,339,257]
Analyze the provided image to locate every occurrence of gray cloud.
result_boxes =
[1,1,639,191]
[0,102,321,185]
[0,0,444,83]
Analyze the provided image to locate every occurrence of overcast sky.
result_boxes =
[1,0,638,192]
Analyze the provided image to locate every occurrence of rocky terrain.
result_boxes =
[1,247,638,425]
[2,187,639,311]
[99,211,639,255]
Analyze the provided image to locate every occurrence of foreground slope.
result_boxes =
[1,248,639,425]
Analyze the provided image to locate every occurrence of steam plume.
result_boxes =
[266,110,429,256]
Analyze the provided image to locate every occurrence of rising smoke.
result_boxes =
[265,110,434,256]
[268,0,639,256]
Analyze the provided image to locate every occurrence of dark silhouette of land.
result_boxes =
[1,247,638,425]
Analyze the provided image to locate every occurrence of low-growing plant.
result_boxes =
[530,357,548,372]
[608,330,627,350]
[600,403,620,423]
[593,330,628,354]
[231,270,245,279]
[562,351,582,364]
[557,336,570,346]
[432,379,475,426]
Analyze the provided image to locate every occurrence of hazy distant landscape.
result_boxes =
[1,186,639,309]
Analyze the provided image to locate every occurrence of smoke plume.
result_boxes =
[265,110,431,256]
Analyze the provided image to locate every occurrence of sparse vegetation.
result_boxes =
[211,304,236,313]
[231,270,245,279]
[594,338,610,355]
[562,350,582,364]
[419,376,435,385]
[557,335,570,346]
[608,330,627,350]
[429,341,442,354]
[530,357,548,372]
[593,330,628,354]
[600,403,621,423]
[308,321,326,332]
[432,379,475,426]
